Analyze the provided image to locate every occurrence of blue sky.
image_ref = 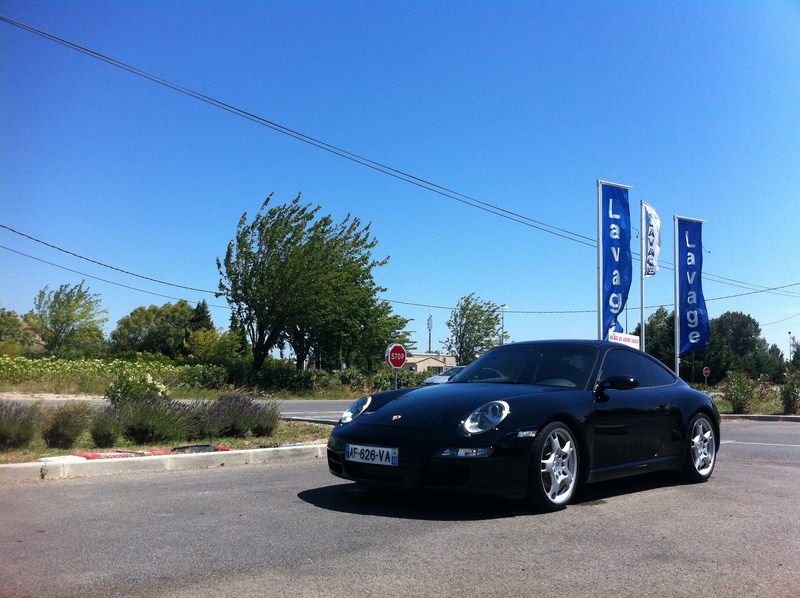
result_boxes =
[1,1,799,359]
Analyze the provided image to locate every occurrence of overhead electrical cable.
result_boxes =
[0,245,228,308]
[1,16,797,303]
[1,224,217,294]
[5,241,797,317]
[0,15,594,248]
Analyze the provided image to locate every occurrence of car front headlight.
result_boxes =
[339,395,372,424]
[462,400,510,435]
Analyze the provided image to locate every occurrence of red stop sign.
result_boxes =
[386,343,407,369]
[703,366,710,378]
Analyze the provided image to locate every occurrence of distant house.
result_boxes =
[403,352,457,374]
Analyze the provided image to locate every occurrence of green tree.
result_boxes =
[443,293,501,365]
[338,298,412,373]
[218,194,406,371]
[24,282,107,358]
[218,195,318,370]
[283,212,398,370]
[791,336,800,369]
[185,328,242,365]
[688,312,780,384]
[189,300,214,332]
[0,307,35,356]
[110,300,194,358]
[633,306,674,368]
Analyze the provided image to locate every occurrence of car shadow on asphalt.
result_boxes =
[298,472,682,521]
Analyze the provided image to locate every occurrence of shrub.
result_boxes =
[0,401,41,449]
[337,368,367,392]
[251,399,281,437]
[369,369,428,392]
[42,403,94,449]
[90,407,122,448]
[177,365,228,390]
[211,393,259,438]
[258,360,314,393]
[724,371,755,414]
[182,401,220,441]
[112,389,188,444]
[105,372,168,406]
[781,371,800,415]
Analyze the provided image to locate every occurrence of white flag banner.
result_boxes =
[643,202,661,277]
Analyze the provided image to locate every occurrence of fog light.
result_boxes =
[437,447,493,458]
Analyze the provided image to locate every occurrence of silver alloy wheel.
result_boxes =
[690,416,716,477]
[539,425,578,506]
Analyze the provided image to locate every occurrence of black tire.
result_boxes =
[682,413,717,483]
[528,421,580,511]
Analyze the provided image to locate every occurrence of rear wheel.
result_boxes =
[682,413,717,483]
[528,422,580,511]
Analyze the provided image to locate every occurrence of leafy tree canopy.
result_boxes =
[189,300,215,332]
[24,282,106,358]
[218,194,408,371]
[636,309,789,384]
[443,293,501,365]
[0,307,35,356]
[110,300,195,358]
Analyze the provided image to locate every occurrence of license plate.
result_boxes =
[345,444,399,466]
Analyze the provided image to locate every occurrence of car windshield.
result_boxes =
[440,366,464,377]
[449,343,598,389]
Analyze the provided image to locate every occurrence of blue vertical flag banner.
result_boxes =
[643,202,661,278]
[599,182,632,339]
[677,217,710,354]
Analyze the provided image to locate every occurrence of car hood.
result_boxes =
[356,382,555,429]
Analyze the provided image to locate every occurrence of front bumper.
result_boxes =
[327,431,534,499]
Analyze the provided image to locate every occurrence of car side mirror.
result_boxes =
[595,375,640,393]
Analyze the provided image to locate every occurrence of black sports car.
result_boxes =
[327,340,720,511]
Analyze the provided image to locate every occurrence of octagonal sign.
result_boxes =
[385,343,407,369]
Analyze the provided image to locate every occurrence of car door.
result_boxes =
[591,348,673,471]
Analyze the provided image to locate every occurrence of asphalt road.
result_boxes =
[1,420,798,597]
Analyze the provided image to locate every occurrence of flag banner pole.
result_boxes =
[641,201,646,352]
[676,216,710,364]
[641,201,661,353]
[597,180,633,341]
[674,216,680,374]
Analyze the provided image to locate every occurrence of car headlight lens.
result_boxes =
[462,400,510,435]
[340,395,372,424]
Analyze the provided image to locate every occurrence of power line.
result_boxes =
[0,15,595,248]
[4,221,799,311]
[0,245,229,308]
[4,16,799,298]
[2,16,798,304]
[5,242,797,319]
[1,224,218,295]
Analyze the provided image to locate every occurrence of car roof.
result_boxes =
[507,339,605,348]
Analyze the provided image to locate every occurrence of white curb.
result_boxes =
[0,443,328,483]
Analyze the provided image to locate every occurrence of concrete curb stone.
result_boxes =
[0,443,328,484]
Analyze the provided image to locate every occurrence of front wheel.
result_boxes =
[682,413,717,483]
[528,422,580,511]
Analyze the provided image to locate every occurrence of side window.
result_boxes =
[599,349,647,386]
[640,355,677,387]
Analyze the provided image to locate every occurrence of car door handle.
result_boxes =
[658,404,670,414]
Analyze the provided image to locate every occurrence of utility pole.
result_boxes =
[427,314,433,353]
[499,304,508,345]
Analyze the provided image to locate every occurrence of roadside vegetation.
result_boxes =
[1,198,798,466]
[0,372,335,464]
